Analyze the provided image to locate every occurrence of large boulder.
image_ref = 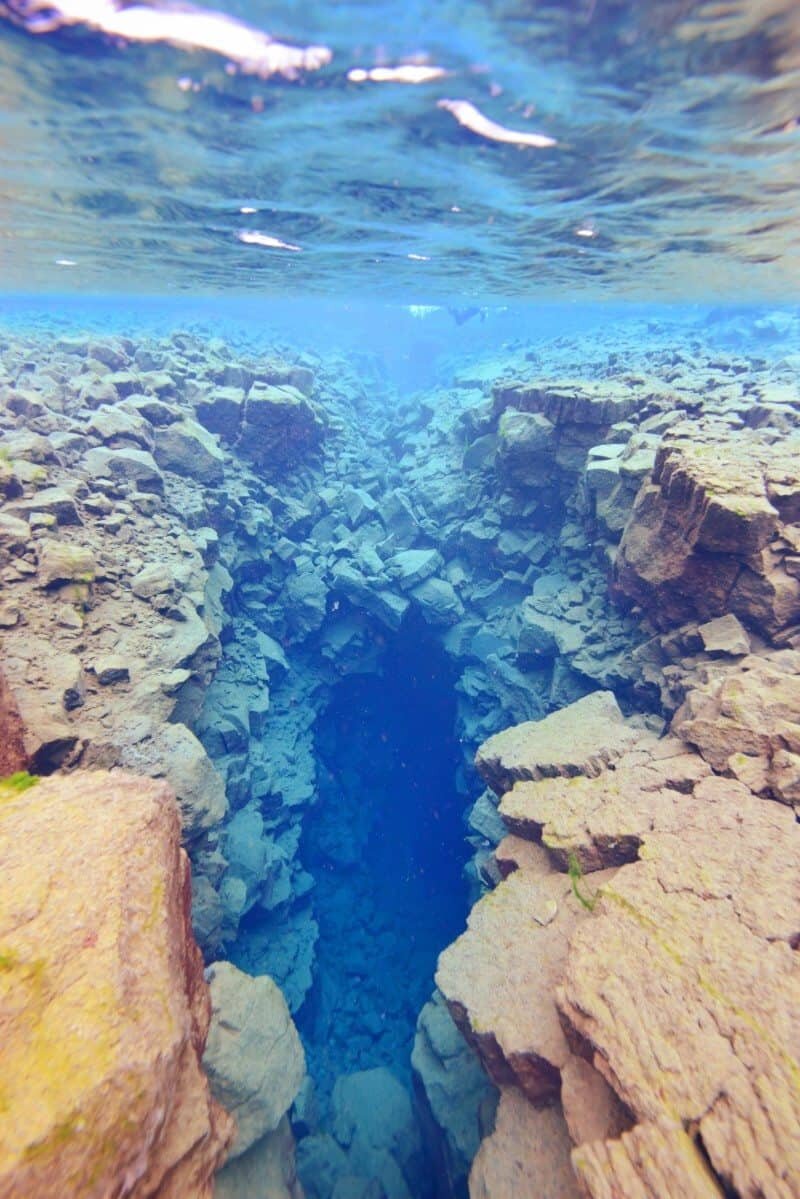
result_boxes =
[238,383,325,471]
[614,431,800,636]
[411,991,497,1195]
[0,769,234,1197]
[203,961,305,1159]
[154,419,226,486]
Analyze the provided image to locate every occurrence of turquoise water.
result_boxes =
[1,0,799,298]
[2,0,799,1194]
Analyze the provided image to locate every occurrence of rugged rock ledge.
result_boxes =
[436,422,800,1195]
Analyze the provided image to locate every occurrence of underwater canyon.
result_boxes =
[0,305,799,1199]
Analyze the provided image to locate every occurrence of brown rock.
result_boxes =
[672,654,800,806]
[572,1122,724,1199]
[468,1088,581,1199]
[614,432,800,636]
[0,769,234,1197]
[475,690,639,794]
[436,865,614,1103]
[0,665,28,773]
[557,778,800,1199]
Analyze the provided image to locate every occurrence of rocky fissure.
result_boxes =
[1,310,799,1198]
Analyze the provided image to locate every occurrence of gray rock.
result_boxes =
[239,383,325,470]
[8,486,80,526]
[409,577,464,626]
[386,549,443,590]
[195,387,245,442]
[342,486,378,528]
[214,1117,304,1199]
[297,1134,350,1199]
[203,960,305,1159]
[82,446,164,493]
[154,418,225,485]
[411,991,497,1194]
[330,1069,424,1199]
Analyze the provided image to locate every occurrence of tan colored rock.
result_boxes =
[475,690,639,794]
[203,961,305,1159]
[572,1122,723,1199]
[468,1088,581,1199]
[499,735,712,872]
[436,866,613,1103]
[672,653,800,806]
[557,779,800,1199]
[560,1057,631,1148]
[0,769,234,1197]
[37,538,96,586]
[697,612,751,656]
[0,666,28,773]
[614,432,800,636]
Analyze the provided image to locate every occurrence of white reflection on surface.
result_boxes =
[347,65,448,84]
[237,230,302,251]
[437,99,557,148]
[5,0,332,78]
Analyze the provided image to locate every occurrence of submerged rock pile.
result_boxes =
[1,310,799,1198]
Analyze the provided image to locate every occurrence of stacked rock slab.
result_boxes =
[0,769,234,1197]
[437,688,800,1197]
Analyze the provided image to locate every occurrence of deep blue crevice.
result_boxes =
[297,611,468,1096]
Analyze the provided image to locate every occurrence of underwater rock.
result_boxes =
[436,854,614,1105]
[329,1069,426,1199]
[411,991,497,1196]
[238,383,325,470]
[671,651,800,807]
[468,1088,581,1199]
[474,689,638,794]
[0,769,233,1197]
[154,418,226,486]
[36,538,96,587]
[451,679,800,1199]
[0,666,27,773]
[214,1116,304,1199]
[203,961,305,1159]
[614,431,800,636]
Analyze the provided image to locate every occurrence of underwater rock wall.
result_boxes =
[435,413,800,1195]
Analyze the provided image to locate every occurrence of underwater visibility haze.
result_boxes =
[0,2,799,1198]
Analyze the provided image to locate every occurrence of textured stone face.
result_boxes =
[613,431,800,635]
[203,961,305,1159]
[0,769,234,1198]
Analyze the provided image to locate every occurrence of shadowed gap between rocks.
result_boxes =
[296,609,468,1104]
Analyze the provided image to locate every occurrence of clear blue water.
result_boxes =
[2,0,799,1192]
[1,0,799,298]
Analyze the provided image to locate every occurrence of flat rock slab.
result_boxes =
[557,778,800,1199]
[475,689,639,794]
[436,866,614,1104]
[0,769,233,1197]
